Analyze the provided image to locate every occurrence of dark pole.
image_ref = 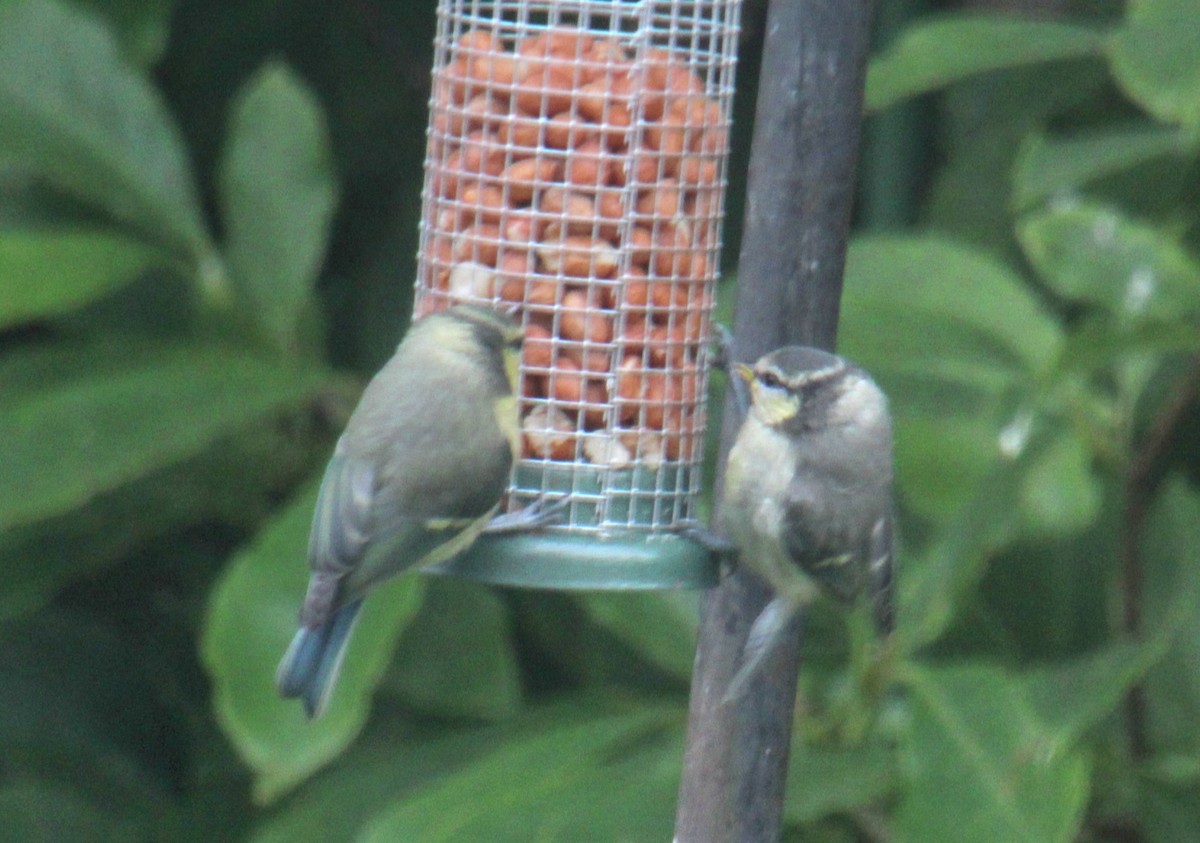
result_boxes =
[673,1,874,841]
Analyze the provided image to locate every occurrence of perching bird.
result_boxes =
[277,304,529,718]
[720,346,894,695]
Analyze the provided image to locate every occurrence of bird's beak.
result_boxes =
[736,363,755,383]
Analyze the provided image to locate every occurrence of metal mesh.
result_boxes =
[417,0,741,534]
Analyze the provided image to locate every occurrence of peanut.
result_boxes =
[523,321,554,368]
[537,236,619,278]
[559,288,614,344]
[453,223,501,266]
[502,157,559,203]
[523,404,576,461]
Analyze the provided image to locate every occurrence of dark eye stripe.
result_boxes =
[759,371,784,389]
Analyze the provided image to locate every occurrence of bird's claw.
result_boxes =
[484,494,569,534]
[674,522,738,559]
[710,323,735,375]
[709,324,750,421]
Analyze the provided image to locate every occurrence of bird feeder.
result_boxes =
[415,0,742,589]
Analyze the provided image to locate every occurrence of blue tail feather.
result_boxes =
[276,599,363,719]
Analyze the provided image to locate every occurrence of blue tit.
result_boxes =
[276,304,525,718]
[721,346,894,693]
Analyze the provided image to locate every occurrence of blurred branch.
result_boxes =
[1120,352,1200,759]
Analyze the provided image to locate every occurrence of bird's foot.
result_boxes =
[674,522,738,559]
[484,494,569,534]
[710,323,750,421]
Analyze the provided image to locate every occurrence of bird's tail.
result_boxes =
[276,599,363,719]
[723,595,803,704]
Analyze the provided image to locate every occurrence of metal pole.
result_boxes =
[673,1,874,840]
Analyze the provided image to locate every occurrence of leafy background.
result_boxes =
[1,0,1198,841]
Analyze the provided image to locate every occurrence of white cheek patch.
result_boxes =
[833,375,886,427]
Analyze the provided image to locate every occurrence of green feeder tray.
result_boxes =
[425,463,721,590]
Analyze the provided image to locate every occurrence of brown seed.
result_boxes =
[559,288,614,344]
[453,130,501,177]
[540,188,601,236]
[613,153,661,187]
[513,63,577,117]
[544,112,598,150]
[678,156,719,186]
[497,275,526,304]
[582,380,609,428]
[453,223,502,266]
[697,121,730,155]
[523,404,576,461]
[523,321,554,369]
[537,236,619,278]
[644,114,687,156]
[526,276,560,306]
[627,226,653,267]
[652,222,694,278]
[494,113,542,149]
[458,181,506,224]
[562,137,609,190]
[551,354,583,404]
[495,250,532,286]
[464,32,518,89]
[431,149,465,198]
[502,157,559,203]
[521,28,594,58]
[502,208,542,246]
[436,58,472,107]
[634,179,681,219]
[595,188,625,221]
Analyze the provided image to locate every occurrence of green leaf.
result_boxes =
[0,341,327,534]
[0,611,180,839]
[0,780,139,843]
[867,15,1106,112]
[249,717,498,843]
[1026,642,1167,745]
[357,704,680,842]
[0,416,329,621]
[842,235,1061,524]
[70,0,174,66]
[892,414,1002,525]
[899,453,1028,650]
[1110,0,1200,128]
[896,663,1090,843]
[1141,481,1200,756]
[1012,124,1196,210]
[1140,779,1200,843]
[1018,432,1101,537]
[202,479,424,803]
[219,62,337,352]
[1017,202,1200,320]
[0,228,166,329]
[1053,317,1200,379]
[381,578,523,721]
[0,0,212,264]
[785,742,896,824]
[843,234,1060,385]
[578,591,698,681]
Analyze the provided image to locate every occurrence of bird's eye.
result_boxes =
[759,371,783,389]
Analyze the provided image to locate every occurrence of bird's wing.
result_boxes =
[869,507,895,636]
[779,477,864,605]
[299,451,378,627]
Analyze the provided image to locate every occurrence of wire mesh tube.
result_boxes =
[416,0,742,586]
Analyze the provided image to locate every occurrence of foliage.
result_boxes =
[0,1,1198,842]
